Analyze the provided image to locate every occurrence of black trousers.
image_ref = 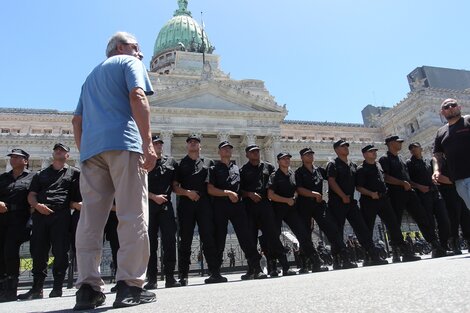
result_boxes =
[147,201,177,280]
[388,188,437,243]
[416,190,450,247]
[104,211,119,274]
[30,209,70,279]
[0,209,30,277]
[176,196,218,275]
[359,195,406,247]
[439,184,470,240]
[213,198,260,268]
[297,199,345,254]
[271,202,316,257]
[328,198,374,250]
[244,198,286,259]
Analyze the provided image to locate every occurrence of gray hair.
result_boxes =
[105,31,138,57]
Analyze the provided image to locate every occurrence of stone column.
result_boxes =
[161,130,174,156]
[264,143,275,166]
[272,135,282,157]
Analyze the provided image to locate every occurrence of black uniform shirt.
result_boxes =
[434,115,470,181]
[0,170,34,211]
[326,157,357,200]
[406,156,433,187]
[267,168,297,198]
[148,155,177,199]
[356,161,387,193]
[174,155,214,195]
[295,165,326,195]
[378,151,411,184]
[208,161,240,193]
[29,164,80,208]
[240,161,275,197]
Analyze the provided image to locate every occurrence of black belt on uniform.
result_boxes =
[6,203,30,212]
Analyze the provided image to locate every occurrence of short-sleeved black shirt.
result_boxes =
[295,165,326,195]
[174,155,214,195]
[356,161,387,193]
[240,161,275,197]
[267,169,297,198]
[148,155,177,199]
[29,164,80,209]
[326,157,357,201]
[378,151,411,185]
[406,156,433,187]
[208,161,240,193]
[434,115,470,181]
[0,170,35,211]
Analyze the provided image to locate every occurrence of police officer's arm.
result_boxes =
[172,181,200,201]
[406,160,430,193]
[326,162,350,204]
[355,169,379,199]
[379,156,411,191]
[295,169,322,202]
[239,168,262,202]
[28,192,54,215]
[207,184,238,203]
[267,188,295,206]
[149,192,168,205]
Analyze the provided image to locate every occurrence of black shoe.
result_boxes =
[17,288,43,300]
[179,277,188,286]
[311,264,329,272]
[110,284,118,293]
[253,270,268,279]
[204,273,228,284]
[298,267,310,274]
[241,268,254,280]
[143,281,157,290]
[73,284,106,311]
[401,254,421,262]
[49,288,62,298]
[431,245,449,258]
[269,270,279,278]
[165,277,181,288]
[282,268,297,276]
[113,280,156,308]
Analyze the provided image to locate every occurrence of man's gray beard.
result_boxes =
[446,112,461,121]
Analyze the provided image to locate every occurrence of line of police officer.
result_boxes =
[1,133,469,302]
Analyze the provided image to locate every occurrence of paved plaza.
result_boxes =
[7,253,470,313]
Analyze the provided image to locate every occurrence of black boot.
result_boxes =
[164,274,181,288]
[431,241,450,258]
[178,269,188,286]
[268,259,279,277]
[241,266,254,280]
[278,255,296,276]
[143,279,158,290]
[364,247,388,266]
[332,254,341,270]
[0,276,19,303]
[398,244,421,262]
[49,274,65,298]
[339,249,358,269]
[18,276,44,300]
[392,247,401,263]
[204,269,228,284]
[309,253,329,272]
[450,238,462,255]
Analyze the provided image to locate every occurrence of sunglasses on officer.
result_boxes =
[441,102,458,110]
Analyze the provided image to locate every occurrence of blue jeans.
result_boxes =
[455,177,470,210]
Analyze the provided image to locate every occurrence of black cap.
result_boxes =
[299,147,314,156]
[333,139,349,149]
[152,135,164,144]
[276,151,292,160]
[361,144,378,153]
[186,134,201,143]
[218,141,233,149]
[7,148,29,159]
[408,142,421,150]
[245,144,260,153]
[53,143,70,152]
[384,135,404,144]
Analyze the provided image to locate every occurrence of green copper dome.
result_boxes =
[153,0,214,57]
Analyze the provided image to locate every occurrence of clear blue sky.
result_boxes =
[1,0,469,123]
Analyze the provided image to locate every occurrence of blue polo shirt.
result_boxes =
[75,55,154,162]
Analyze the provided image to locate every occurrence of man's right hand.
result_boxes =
[152,194,168,205]
[141,143,158,172]
[370,192,380,200]
[35,203,54,215]
[249,192,262,203]
[286,198,295,206]
[402,181,412,191]
[0,201,7,213]
[432,171,442,184]
[341,195,351,204]
[186,190,200,202]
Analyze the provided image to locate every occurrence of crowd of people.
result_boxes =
[1,31,469,311]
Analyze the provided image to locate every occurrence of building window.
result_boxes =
[11,129,20,134]
[44,129,52,134]
[1,128,10,134]
[62,129,71,135]
[31,129,42,134]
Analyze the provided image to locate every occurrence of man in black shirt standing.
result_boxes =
[295,147,356,270]
[356,145,420,262]
[208,141,266,280]
[145,136,181,289]
[379,135,447,258]
[0,149,34,302]
[172,134,225,285]
[240,144,291,277]
[19,143,79,300]
[433,98,470,211]
[326,140,387,266]
[407,142,450,250]
[267,152,328,275]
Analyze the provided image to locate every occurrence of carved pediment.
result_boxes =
[152,93,261,111]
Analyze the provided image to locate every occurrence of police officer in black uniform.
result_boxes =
[172,134,225,285]
[0,149,34,302]
[356,144,420,263]
[326,140,387,266]
[267,152,328,275]
[295,147,357,270]
[379,135,447,259]
[435,156,470,254]
[145,135,181,289]
[240,144,292,277]
[18,143,79,300]
[406,142,451,250]
[208,141,267,280]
